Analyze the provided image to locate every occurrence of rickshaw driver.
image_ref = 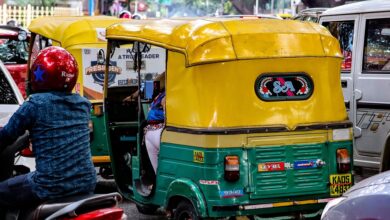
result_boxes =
[145,90,166,173]
[0,46,96,216]
[123,72,166,174]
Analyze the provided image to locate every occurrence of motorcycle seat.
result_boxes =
[20,192,122,220]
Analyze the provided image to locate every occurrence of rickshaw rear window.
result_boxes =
[255,73,313,101]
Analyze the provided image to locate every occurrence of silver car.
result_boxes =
[321,170,390,220]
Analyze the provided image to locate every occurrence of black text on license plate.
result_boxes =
[329,174,352,197]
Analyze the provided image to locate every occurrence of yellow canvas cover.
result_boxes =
[28,16,121,48]
[106,18,346,130]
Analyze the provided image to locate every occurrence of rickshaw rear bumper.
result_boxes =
[205,197,330,218]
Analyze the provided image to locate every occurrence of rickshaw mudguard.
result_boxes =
[165,178,208,217]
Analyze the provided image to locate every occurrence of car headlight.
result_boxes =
[321,197,346,220]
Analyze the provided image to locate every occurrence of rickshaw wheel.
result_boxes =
[174,200,200,220]
[136,203,159,215]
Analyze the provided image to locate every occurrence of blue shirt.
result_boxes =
[0,92,96,199]
[147,91,165,122]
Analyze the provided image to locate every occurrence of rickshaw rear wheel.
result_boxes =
[174,200,200,220]
[136,203,159,215]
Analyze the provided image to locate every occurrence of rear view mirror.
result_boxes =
[18,30,27,41]
[132,41,151,53]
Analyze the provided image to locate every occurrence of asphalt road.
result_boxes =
[95,178,167,220]
[96,168,378,220]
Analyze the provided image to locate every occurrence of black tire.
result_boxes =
[136,203,159,215]
[173,200,200,220]
[99,165,113,179]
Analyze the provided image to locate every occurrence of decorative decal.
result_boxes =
[82,47,166,100]
[85,49,122,87]
[258,162,285,172]
[199,180,219,185]
[219,189,244,198]
[193,150,204,163]
[34,65,45,82]
[255,73,313,101]
[293,159,325,169]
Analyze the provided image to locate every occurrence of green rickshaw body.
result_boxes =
[104,18,353,218]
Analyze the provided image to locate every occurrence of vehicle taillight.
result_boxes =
[92,104,103,116]
[224,155,240,182]
[336,148,351,173]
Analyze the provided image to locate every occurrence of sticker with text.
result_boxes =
[219,189,244,198]
[193,150,204,163]
[258,162,285,172]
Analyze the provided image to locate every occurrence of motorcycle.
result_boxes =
[0,132,126,220]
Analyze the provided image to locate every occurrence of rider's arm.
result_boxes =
[0,100,36,150]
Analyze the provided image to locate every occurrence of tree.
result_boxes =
[169,0,236,16]
[14,0,56,6]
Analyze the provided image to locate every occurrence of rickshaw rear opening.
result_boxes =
[104,18,353,219]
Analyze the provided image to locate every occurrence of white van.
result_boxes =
[0,60,35,172]
[319,0,390,172]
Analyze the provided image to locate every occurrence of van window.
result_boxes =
[0,69,17,104]
[363,18,390,73]
[323,21,354,73]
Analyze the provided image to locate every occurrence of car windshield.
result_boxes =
[0,38,28,64]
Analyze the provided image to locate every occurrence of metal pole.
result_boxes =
[135,0,138,14]
[271,0,274,14]
[89,0,94,15]
[255,0,258,15]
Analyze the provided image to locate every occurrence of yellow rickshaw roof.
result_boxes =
[106,18,342,66]
[28,16,123,48]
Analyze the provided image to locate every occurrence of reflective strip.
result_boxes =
[273,201,293,207]
[318,198,334,203]
[244,204,273,210]
[92,156,111,163]
[294,200,317,205]
[243,198,333,210]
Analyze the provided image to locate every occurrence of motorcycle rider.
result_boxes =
[0,46,96,216]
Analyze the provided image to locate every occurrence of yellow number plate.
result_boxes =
[329,174,352,197]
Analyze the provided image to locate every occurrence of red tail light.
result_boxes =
[68,208,124,220]
[336,149,351,173]
[92,104,103,116]
[224,155,240,182]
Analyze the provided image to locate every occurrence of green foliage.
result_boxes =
[170,0,236,16]
[13,0,56,6]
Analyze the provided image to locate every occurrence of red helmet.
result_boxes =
[31,46,78,92]
[119,10,131,19]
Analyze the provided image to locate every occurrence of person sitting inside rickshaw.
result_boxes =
[144,90,165,174]
[123,72,166,175]
[0,46,96,216]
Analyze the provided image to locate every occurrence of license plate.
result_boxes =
[329,174,352,197]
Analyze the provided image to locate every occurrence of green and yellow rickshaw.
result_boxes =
[104,18,353,219]
[26,16,129,177]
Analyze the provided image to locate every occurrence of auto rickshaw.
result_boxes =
[104,18,354,219]
[26,16,128,177]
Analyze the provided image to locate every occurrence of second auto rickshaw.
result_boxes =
[26,16,129,177]
[104,18,353,219]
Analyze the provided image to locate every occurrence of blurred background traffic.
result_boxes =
[0,0,369,28]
